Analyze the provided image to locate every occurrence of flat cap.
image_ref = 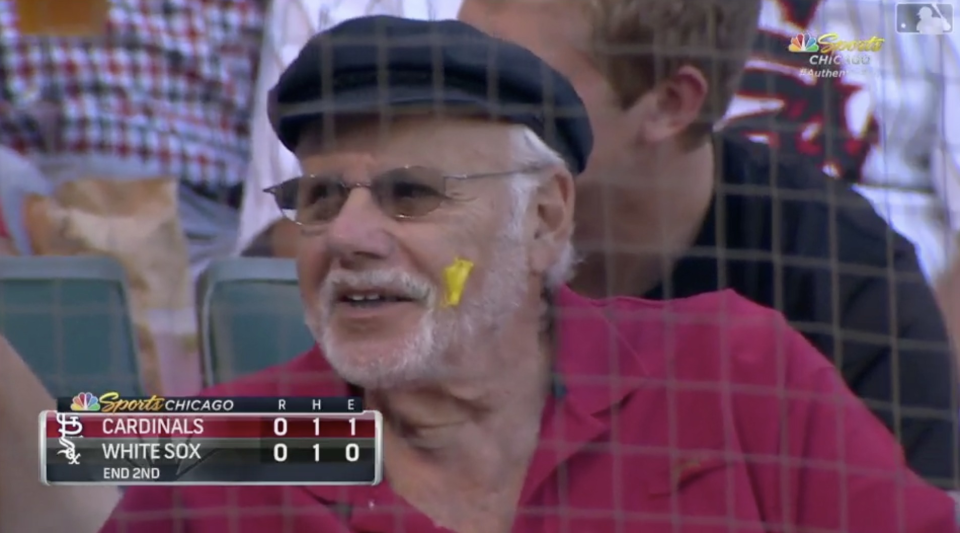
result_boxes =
[268,16,592,174]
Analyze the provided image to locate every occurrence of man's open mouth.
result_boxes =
[337,290,416,307]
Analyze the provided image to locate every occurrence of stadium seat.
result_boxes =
[0,256,142,397]
[198,258,314,386]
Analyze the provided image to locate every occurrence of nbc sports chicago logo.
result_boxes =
[787,32,884,77]
[71,392,101,411]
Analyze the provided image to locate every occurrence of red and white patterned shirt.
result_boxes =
[0,0,264,190]
[722,0,879,183]
[722,0,960,279]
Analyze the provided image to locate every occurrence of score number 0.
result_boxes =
[272,418,361,462]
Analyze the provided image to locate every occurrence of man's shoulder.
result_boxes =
[197,346,346,397]
[559,288,833,382]
[718,136,916,264]
[103,484,348,532]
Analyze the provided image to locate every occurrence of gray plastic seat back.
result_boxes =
[0,256,142,396]
[198,258,314,386]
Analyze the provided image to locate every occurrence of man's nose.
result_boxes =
[324,188,395,264]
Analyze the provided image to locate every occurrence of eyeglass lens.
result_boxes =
[272,167,450,224]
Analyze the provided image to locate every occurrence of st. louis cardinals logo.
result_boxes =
[55,413,83,465]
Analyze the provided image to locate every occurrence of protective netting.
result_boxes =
[2,0,959,532]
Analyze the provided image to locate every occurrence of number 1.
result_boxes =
[314,417,357,436]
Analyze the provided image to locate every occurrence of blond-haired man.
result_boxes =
[459,0,958,488]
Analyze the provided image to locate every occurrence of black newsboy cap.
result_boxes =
[268,16,593,174]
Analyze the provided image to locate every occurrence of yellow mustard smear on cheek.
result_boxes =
[442,258,474,307]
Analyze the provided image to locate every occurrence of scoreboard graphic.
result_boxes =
[40,393,382,486]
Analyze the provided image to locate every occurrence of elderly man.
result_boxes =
[101,16,956,533]
[235,0,462,258]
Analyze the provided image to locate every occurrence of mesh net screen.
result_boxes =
[2,0,959,531]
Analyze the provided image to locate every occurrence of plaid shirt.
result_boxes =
[0,0,264,191]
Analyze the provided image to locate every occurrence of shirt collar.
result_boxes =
[290,285,649,511]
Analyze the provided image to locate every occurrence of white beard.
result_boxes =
[304,235,529,390]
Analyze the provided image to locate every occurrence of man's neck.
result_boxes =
[572,140,715,297]
[366,335,552,532]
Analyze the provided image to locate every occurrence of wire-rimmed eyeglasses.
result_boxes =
[263,165,548,225]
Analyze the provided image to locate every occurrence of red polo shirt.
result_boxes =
[101,288,957,533]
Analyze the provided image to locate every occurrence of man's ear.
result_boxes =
[627,65,708,144]
[528,167,575,277]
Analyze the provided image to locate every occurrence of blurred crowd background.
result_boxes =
[0,0,958,529]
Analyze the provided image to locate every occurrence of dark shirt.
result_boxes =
[646,135,958,488]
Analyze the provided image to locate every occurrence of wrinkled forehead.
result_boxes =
[295,115,520,174]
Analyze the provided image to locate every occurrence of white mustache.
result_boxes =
[319,269,437,309]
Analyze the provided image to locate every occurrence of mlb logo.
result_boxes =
[896,3,954,33]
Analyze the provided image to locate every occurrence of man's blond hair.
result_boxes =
[585,0,762,143]
[473,0,762,144]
